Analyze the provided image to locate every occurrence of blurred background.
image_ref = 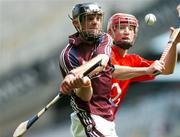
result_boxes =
[0,0,180,137]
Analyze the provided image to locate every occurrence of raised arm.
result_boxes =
[159,5,180,75]
[160,28,180,74]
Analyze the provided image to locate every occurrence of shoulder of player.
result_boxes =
[127,53,142,58]
[127,54,152,65]
[68,32,83,46]
[60,42,78,65]
[101,32,113,40]
[99,32,113,46]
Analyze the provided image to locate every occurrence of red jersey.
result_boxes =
[59,32,114,121]
[111,45,155,119]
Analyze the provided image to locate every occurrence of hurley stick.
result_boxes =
[13,54,109,137]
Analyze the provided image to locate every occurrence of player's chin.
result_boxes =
[88,30,100,35]
[123,39,134,45]
[121,38,131,42]
[114,40,133,49]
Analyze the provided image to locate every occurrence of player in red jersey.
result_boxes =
[107,13,180,119]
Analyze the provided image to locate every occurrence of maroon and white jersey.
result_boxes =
[59,32,114,121]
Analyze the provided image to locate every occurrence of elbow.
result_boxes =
[80,92,92,102]
[75,87,93,102]
[168,70,174,75]
[83,96,92,102]
[77,93,92,102]
[162,70,174,75]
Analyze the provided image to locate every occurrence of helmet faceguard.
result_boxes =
[107,13,138,49]
[71,3,104,42]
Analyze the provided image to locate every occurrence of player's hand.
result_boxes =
[146,60,165,75]
[169,27,180,45]
[59,73,91,94]
[59,73,76,94]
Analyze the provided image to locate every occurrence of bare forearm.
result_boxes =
[112,65,148,80]
[71,54,109,77]
[160,27,179,74]
[75,86,93,101]
[161,42,177,74]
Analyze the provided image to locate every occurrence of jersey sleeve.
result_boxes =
[59,44,79,77]
[97,33,113,57]
[131,54,155,82]
[97,33,114,72]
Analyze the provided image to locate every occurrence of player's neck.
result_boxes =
[117,47,127,57]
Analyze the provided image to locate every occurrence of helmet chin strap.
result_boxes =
[113,41,133,50]
[80,31,101,42]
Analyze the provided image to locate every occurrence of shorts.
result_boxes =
[70,112,118,137]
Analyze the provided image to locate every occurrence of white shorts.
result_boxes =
[70,112,118,137]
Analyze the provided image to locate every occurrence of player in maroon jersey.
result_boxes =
[107,13,180,119]
[59,3,118,137]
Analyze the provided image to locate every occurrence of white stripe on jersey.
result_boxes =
[59,44,69,73]
[105,34,113,56]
